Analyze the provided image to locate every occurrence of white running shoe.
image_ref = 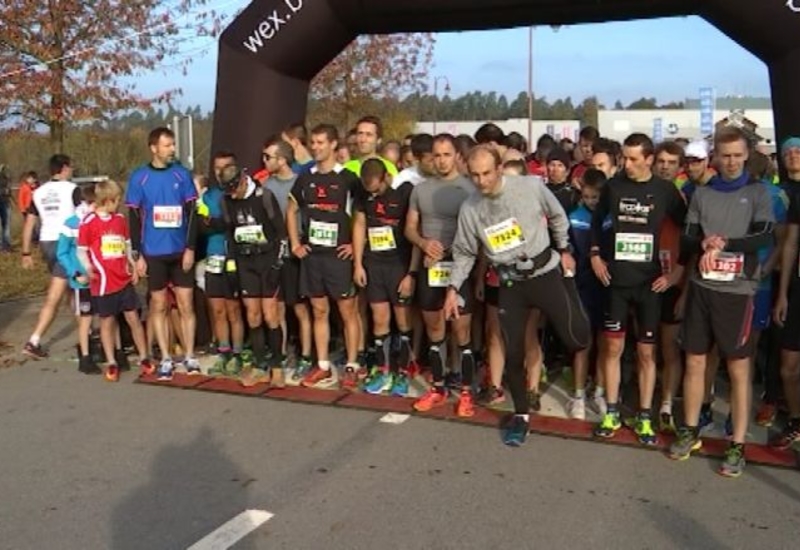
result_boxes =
[567,397,586,420]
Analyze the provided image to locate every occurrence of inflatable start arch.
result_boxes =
[211,0,800,168]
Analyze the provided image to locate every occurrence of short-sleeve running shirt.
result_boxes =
[408,175,474,250]
[78,212,131,296]
[125,163,197,257]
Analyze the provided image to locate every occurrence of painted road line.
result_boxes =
[380,412,410,425]
[187,509,274,550]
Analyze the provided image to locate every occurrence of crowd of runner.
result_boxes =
[15,116,800,479]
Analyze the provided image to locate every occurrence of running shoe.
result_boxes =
[590,393,608,417]
[287,357,312,386]
[755,402,777,428]
[22,341,48,360]
[698,406,714,432]
[341,366,359,391]
[477,385,505,407]
[357,365,371,381]
[115,349,131,372]
[365,370,393,395]
[456,390,475,418]
[413,388,448,412]
[240,367,270,388]
[225,354,243,377]
[240,349,255,369]
[668,427,702,461]
[769,420,800,450]
[594,412,622,438]
[502,415,529,447]
[633,415,658,447]
[207,354,230,377]
[301,366,338,389]
[78,355,102,375]
[104,364,120,382]
[139,358,156,376]
[184,357,202,376]
[406,360,421,379]
[156,359,174,381]
[567,397,586,420]
[659,412,677,434]
[718,444,746,478]
[390,372,410,397]
[527,390,541,413]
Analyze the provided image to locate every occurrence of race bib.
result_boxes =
[701,252,744,282]
[153,206,182,228]
[206,255,225,274]
[100,234,126,259]
[234,224,267,244]
[368,226,396,252]
[308,220,338,247]
[428,261,453,288]
[659,250,672,275]
[484,218,525,254]
[615,233,654,262]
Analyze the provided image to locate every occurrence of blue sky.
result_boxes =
[139,12,770,112]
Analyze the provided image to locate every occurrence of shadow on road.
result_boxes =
[111,426,259,550]
[749,462,800,504]
[644,499,729,550]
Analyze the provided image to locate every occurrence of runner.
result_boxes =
[218,163,287,388]
[570,126,599,185]
[353,159,417,396]
[679,140,715,202]
[474,123,508,160]
[286,124,363,389]
[76,180,150,382]
[21,154,81,358]
[281,122,315,173]
[545,147,579,214]
[261,136,314,385]
[125,127,199,380]
[393,133,434,188]
[668,127,775,478]
[405,134,477,416]
[591,138,620,180]
[590,133,687,446]
[343,116,399,177]
[445,145,591,446]
[202,151,246,377]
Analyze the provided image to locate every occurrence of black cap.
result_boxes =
[546,148,572,167]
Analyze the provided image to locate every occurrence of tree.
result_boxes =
[627,97,659,110]
[310,34,435,131]
[0,1,225,152]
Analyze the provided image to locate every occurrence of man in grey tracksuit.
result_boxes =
[445,145,591,447]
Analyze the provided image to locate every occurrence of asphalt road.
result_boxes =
[0,360,798,550]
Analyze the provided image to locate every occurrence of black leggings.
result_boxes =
[498,267,591,414]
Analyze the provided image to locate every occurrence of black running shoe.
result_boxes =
[78,355,102,375]
[23,342,48,360]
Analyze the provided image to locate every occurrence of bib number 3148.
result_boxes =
[615,233,653,262]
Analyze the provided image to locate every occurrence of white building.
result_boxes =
[414,119,581,146]
[598,109,777,145]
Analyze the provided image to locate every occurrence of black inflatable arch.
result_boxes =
[212,0,800,169]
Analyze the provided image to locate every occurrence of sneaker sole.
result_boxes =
[304,378,338,389]
[668,441,702,461]
[22,350,47,360]
[594,429,620,439]
[717,467,743,478]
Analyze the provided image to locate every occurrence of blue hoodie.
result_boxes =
[56,211,89,290]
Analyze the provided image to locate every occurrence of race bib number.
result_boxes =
[615,233,654,262]
[206,255,225,274]
[659,250,672,275]
[308,220,338,247]
[428,261,453,288]
[100,235,126,259]
[153,206,182,228]
[368,226,396,252]
[701,252,744,282]
[234,224,267,244]
[484,218,525,254]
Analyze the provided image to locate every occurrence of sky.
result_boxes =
[136,9,771,113]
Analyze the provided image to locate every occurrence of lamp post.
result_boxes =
[528,25,562,149]
[433,75,451,135]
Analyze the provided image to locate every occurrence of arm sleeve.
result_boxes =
[681,193,704,258]
[667,184,688,229]
[725,188,775,253]
[184,201,198,250]
[448,204,480,291]
[128,208,142,253]
[540,185,571,250]
[590,185,611,248]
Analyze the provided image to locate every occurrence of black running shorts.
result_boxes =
[299,252,355,299]
[603,283,661,344]
[680,281,754,359]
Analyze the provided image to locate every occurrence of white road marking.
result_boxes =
[379,413,410,425]
[187,509,274,550]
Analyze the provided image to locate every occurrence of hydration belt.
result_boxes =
[235,242,273,257]
[493,248,552,284]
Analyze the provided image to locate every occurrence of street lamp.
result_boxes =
[433,75,451,135]
[528,25,562,148]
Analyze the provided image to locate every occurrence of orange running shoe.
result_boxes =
[139,359,156,376]
[413,387,448,412]
[755,403,776,427]
[341,366,359,391]
[456,390,475,418]
[301,365,337,388]
[104,364,120,382]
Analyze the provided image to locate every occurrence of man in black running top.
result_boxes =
[590,132,687,446]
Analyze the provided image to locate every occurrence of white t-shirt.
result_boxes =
[30,180,78,242]
[392,166,425,189]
